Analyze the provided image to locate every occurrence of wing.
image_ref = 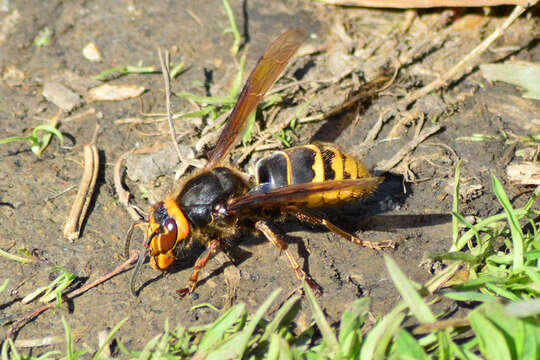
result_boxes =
[226,178,384,214]
[205,28,307,169]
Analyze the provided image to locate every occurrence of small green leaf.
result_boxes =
[34,27,53,47]
[392,330,428,360]
[469,308,512,360]
[170,62,186,79]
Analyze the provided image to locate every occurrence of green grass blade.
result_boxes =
[91,65,156,80]
[137,334,161,359]
[268,333,293,360]
[206,289,281,360]
[229,50,246,99]
[485,283,520,301]
[393,329,429,360]
[384,255,436,323]
[170,62,186,79]
[261,295,301,342]
[455,209,528,251]
[238,288,281,348]
[0,135,32,145]
[360,302,407,360]
[2,339,15,360]
[198,303,246,352]
[205,333,246,360]
[62,316,74,359]
[438,330,451,360]
[0,279,9,293]
[92,317,129,360]
[338,298,369,345]
[221,0,241,55]
[33,124,64,157]
[452,159,462,250]
[521,317,540,360]
[522,184,540,212]
[492,175,524,271]
[242,111,256,145]
[469,307,512,360]
[441,290,499,303]
[303,281,339,356]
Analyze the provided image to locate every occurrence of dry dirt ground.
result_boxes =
[0,0,538,355]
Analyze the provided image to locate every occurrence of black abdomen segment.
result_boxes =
[255,144,371,189]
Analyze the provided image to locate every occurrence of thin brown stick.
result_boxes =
[158,49,182,162]
[158,49,206,170]
[7,250,139,339]
[63,134,100,241]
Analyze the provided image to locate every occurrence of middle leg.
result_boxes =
[255,220,321,293]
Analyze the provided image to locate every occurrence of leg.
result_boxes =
[177,239,221,297]
[287,206,395,250]
[255,220,321,294]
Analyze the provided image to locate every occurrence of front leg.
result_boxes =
[177,239,221,297]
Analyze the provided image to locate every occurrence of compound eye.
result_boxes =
[165,218,176,233]
[157,218,178,253]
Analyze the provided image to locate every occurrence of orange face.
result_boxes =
[146,198,190,270]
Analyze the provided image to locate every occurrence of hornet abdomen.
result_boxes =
[254,143,373,207]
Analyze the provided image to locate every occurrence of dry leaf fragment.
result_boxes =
[507,162,540,185]
[86,84,145,102]
[82,42,102,62]
[43,81,83,112]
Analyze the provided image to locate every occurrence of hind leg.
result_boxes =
[286,206,395,250]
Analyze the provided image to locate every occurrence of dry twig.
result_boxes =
[63,127,100,241]
[158,49,182,162]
